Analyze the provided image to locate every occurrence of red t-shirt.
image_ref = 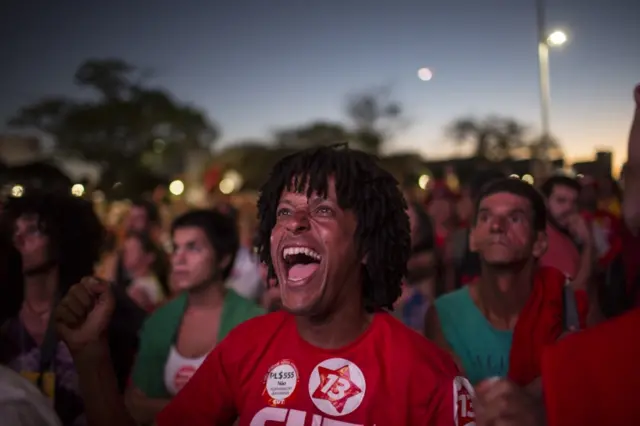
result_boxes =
[157,311,475,426]
[541,308,640,426]
[539,224,580,279]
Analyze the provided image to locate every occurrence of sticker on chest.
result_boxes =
[263,359,300,406]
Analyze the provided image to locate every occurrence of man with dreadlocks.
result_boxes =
[54,145,475,426]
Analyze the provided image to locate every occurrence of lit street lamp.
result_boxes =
[535,0,568,178]
[547,30,567,47]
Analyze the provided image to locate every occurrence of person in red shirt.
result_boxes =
[54,145,475,426]
[577,174,622,267]
[538,175,594,290]
[472,84,640,426]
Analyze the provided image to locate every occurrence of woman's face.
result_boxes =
[428,198,454,225]
[122,237,154,272]
[13,214,51,273]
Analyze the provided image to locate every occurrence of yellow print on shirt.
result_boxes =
[21,370,55,402]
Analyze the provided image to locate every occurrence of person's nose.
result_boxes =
[171,248,187,266]
[285,210,310,234]
[489,215,507,233]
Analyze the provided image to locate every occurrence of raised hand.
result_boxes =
[54,276,115,356]
[473,378,545,426]
[566,213,592,245]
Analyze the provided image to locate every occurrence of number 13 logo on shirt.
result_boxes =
[308,358,367,417]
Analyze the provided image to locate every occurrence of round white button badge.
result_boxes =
[264,359,299,406]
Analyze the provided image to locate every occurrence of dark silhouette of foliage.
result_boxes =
[447,116,558,161]
[8,58,219,198]
[345,85,404,154]
[274,121,352,149]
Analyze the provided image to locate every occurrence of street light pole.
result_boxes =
[538,45,551,150]
[535,0,552,178]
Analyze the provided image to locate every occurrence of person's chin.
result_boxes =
[282,301,318,316]
[280,278,326,316]
[483,252,516,266]
[173,280,196,292]
[281,286,324,315]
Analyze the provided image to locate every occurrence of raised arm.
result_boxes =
[623,85,640,234]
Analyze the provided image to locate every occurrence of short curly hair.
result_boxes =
[255,144,411,311]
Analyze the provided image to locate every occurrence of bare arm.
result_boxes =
[125,386,170,426]
[73,340,137,426]
[623,86,640,234]
[424,307,465,373]
[569,217,605,326]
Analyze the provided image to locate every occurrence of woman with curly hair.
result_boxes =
[0,192,144,426]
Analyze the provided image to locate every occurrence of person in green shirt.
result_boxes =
[125,209,264,425]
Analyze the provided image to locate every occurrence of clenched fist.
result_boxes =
[473,378,545,426]
[54,277,115,356]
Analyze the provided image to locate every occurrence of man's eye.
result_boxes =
[276,208,291,217]
[315,206,333,215]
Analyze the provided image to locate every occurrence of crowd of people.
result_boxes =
[0,84,639,426]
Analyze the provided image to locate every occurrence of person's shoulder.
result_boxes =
[141,292,188,332]
[225,289,265,318]
[376,314,472,416]
[378,313,459,377]
[435,286,469,311]
[549,308,640,360]
[221,310,289,346]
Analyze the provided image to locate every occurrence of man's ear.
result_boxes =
[531,231,548,259]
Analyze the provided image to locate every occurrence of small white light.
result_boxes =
[169,180,184,196]
[418,174,430,190]
[417,68,433,81]
[522,174,535,185]
[71,184,85,197]
[11,185,24,198]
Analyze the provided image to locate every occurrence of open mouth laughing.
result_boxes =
[281,245,323,287]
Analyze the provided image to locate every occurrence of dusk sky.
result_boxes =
[2,0,638,170]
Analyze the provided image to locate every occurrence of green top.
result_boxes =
[435,286,513,385]
[131,289,264,398]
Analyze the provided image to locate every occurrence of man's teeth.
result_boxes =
[282,247,322,261]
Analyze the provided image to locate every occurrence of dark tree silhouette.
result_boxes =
[448,116,531,161]
[345,85,404,154]
[273,121,352,149]
[8,59,219,197]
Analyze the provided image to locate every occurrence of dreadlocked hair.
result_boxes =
[255,144,411,312]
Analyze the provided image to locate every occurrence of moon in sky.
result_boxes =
[417,67,433,81]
